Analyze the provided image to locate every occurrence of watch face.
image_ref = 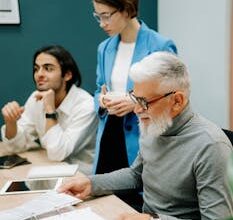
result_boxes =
[45,112,58,119]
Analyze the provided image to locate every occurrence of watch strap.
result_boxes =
[45,111,58,120]
[149,213,160,220]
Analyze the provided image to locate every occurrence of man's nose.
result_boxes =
[36,68,45,76]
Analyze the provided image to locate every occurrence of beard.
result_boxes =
[138,108,173,138]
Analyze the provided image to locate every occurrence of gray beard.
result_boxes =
[139,109,173,139]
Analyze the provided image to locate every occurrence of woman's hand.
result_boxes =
[99,85,108,108]
[105,98,135,117]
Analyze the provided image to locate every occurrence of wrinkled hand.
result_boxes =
[105,98,135,117]
[1,101,24,123]
[118,213,151,220]
[57,176,92,200]
[34,89,55,112]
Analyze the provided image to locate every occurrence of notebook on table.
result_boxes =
[0,191,82,220]
[27,164,79,179]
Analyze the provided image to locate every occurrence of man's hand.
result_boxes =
[1,101,24,139]
[57,176,92,200]
[34,89,55,113]
[118,213,151,220]
[1,101,24,124]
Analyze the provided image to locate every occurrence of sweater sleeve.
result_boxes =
[90,153,143,196]
[194,142,233,220]
[151,142,233,220]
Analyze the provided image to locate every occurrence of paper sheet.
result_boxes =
[42,207,105,220]
[0,191,82,220]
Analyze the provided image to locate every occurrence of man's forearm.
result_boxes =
[90,167,142,196]
[5,122,17,139]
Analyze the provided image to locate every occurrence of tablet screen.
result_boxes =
[0,178,62,195]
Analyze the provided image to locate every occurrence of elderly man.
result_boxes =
[59,52,233,219]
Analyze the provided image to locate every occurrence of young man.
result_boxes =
[59,52,233,219]
[1,45,98,174]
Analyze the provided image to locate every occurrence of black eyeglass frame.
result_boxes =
[93,10,118,24]
[129,90,176,110]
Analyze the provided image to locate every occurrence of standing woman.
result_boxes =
[93,0,177,174]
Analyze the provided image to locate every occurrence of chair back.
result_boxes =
[222,129,233,145]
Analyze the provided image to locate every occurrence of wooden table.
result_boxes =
[0,142,137,219]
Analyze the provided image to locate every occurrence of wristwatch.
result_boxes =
[149,213,160,220]
[45,111,58,120]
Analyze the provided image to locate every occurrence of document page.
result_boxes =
[0,191,82,220]
[42,207,105,220]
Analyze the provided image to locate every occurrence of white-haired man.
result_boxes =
[59,52,233,220]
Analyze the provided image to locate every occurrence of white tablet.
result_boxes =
[0,178,63,195]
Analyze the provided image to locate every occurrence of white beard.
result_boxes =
[139,109,173,139]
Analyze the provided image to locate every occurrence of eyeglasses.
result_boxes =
[93,10,118,24]
[129,90,176,110]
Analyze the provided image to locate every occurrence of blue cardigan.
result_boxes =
[93,21,177,173]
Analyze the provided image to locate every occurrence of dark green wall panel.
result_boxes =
[0,0,157,127]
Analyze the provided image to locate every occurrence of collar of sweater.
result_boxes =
[162,103,194,137]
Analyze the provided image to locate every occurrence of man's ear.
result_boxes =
[64,71,72,82]
[171,92,186,117]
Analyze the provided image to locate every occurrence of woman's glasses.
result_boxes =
[93,10,118,24]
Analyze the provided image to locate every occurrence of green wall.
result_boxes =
[0,0,157,127]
